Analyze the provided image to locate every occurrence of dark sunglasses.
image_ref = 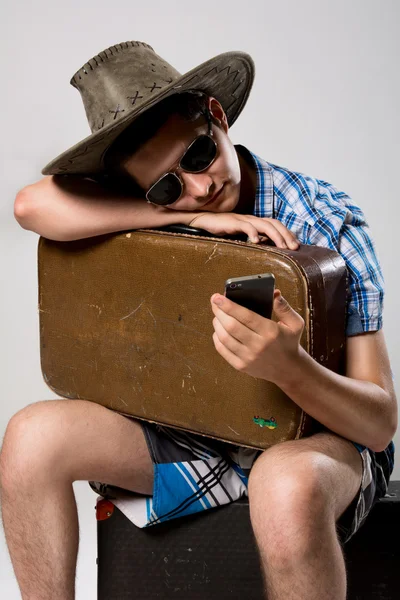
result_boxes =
[146,111,218,206]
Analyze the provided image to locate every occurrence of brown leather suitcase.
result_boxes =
[37,225,348,450]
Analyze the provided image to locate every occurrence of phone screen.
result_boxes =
[225,273,275,319]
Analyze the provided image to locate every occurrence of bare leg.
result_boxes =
[248,432,363,600]
[0,399,153,600]
[1,475,79,600]
[253,501,347,599]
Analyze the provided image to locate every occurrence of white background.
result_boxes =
[1,0,399,597]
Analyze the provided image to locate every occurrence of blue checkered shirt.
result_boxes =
[242,146,384,337]
[242,146,395,461]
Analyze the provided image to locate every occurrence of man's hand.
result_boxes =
[210,289,305,383]
[189,213,299,249]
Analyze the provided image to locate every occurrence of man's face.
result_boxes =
[122,111,242,212]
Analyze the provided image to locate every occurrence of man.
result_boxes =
[1,40,397,600]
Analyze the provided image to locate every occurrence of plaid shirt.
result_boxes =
[242,146,385,337]
[243,146,395,462]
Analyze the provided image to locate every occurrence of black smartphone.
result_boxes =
[224,273,275,319]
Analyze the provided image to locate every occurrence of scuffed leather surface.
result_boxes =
[38,230,347,449]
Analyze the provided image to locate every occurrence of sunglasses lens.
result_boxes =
[180,135,217,172]
[147,173,182,205]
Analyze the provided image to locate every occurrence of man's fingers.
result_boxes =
[243,216,298,249]
[257,221,287,248]
[241,222,260,243]
[211,294,266,336]
[269,219,300,248]
[258,221,297,249]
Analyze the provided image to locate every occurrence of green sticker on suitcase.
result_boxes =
[253,416,277,429]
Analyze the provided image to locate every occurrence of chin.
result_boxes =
[214,200,236,213]
[220,190,240,212]
[209,183,239,213]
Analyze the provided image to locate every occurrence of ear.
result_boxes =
[207,97,229,133]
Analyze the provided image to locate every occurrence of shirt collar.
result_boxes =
[235,145,274,218]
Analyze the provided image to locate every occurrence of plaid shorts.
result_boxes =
[89,422,395,545]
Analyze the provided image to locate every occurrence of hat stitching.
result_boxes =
[72,41,156,84]
[210,64,241,82]
[95,77,173,128]
[146,82,163,93]
[181,64,243,114]
[127,92,144,105]
[109,105,125,120]
[64,145,92,163]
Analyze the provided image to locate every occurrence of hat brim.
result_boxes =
[41,51,255,176]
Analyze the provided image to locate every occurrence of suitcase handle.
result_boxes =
[154,223,275,244]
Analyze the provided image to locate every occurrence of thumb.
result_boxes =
[273,290,299,329]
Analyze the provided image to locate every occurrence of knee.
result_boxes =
[248,445,329,522]
[247,448,331,563]
[0,400,73,486]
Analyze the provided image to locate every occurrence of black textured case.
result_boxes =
[96,481,399,599]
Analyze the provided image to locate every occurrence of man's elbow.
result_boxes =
[14,186,36,228]
[371,397,398,452]
[13,179,67,241]
[371,435,396,453]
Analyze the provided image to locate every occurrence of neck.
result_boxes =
[235,146,257,214]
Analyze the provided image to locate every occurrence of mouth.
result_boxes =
[204,184,224,207]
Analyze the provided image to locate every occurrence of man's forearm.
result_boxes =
[14,175,195,241]
[276,346,396,452]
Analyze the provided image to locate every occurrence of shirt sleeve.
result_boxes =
[304,180,385,336]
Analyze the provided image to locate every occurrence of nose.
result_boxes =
[179,171,213,200]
